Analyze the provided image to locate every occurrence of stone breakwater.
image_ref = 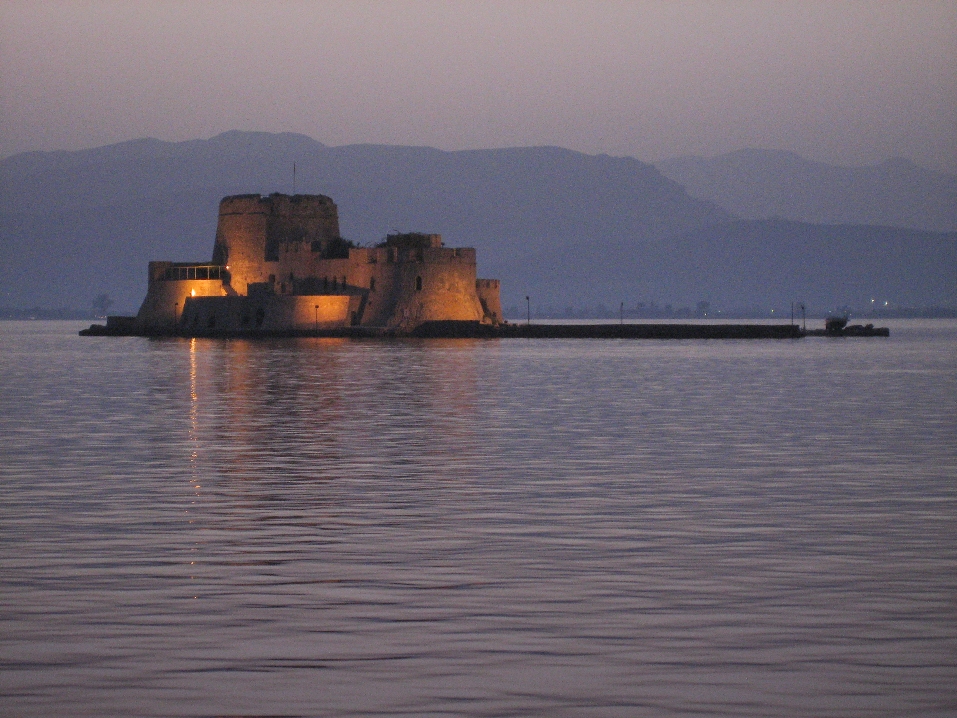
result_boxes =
[414,322,805,339]
[82,320,814,340]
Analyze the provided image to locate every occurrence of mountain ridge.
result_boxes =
[657,148,957,233]
[1,132,953,313]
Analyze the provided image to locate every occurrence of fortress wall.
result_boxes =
[381,258,484,330]
[214,196,272,294]
[275,239,313,281]
[476,279,503,324]
[214,194,339,295]
[180,295,350,334]
[345,248,374,289]
[355,244,489,328]
[267,295,351,331]
[179,296,249,334]
[279,256,356,294]
[362,264,399,326]
[361,258,399,326]
[136,272,226,332]
[427,247,476,264]
[264,194,339,259]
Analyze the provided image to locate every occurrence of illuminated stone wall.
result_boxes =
[179,294,350,334]
[135,262,226,332]
[476,279,503,325]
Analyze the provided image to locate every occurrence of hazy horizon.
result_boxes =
[2,1,955,172]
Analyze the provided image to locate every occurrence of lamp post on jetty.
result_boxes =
[314,304,319,335]
[526,296,530,325]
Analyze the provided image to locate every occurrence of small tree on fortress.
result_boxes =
[92,293,113,318]
[322,236,357,259]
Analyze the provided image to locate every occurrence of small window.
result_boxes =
[415,276,423,291]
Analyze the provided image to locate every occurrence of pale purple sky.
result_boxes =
[2,0,955,171]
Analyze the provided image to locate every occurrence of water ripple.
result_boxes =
[1,321,955,717]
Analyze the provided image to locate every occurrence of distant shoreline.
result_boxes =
[501,307,957,321]
[0,309,100,321]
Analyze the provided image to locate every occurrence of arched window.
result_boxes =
[369,277,376,292]
[415,276,423,291]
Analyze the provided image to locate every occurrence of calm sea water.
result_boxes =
[2,320,955,718]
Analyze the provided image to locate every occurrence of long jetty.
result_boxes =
[82,319,891,339]
[413,321,803,339]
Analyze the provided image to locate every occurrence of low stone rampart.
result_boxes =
[180,295,351,335]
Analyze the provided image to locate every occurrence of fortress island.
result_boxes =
[82,192,887,340]
[86,193,503,337]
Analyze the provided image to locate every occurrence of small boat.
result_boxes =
[803,315,889,337]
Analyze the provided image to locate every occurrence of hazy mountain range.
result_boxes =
[657,149,957,233]
[1,131,954,314]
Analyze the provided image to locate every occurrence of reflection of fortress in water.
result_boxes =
[108,193,502,336]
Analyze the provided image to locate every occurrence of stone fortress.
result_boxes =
[131,193,503,336]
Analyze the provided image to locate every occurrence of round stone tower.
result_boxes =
[212,194,340,294]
